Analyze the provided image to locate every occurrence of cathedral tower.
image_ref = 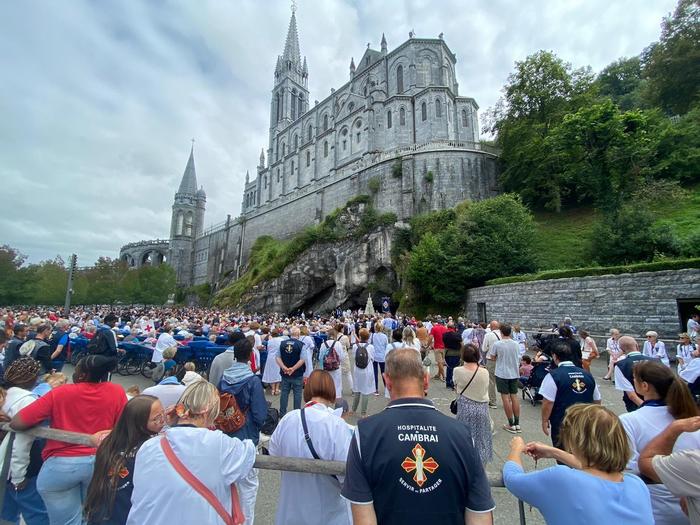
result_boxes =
[168,143,206,286]
[269,8,309,149]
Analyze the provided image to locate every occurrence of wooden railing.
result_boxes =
[0,424,527,525]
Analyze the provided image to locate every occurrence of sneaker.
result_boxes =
[515,425,522,433]
[489,403,498,409]
[503,424,518,434]
[602,376,611,381]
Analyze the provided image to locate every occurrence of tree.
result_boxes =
[652,105,700,183]
[405,195,537,306]
[546,100,662,212]
[642,0,700,115]
[485,51,595,211]
[595,56,647,110]
[0,245,33,305]
[31,257,68,305]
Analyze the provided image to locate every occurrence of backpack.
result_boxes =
[322,341,340,371]
[355,343,369,369]
[214,392,247,434]
[86,330,107,355]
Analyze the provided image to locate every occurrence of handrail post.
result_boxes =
[518,498,527,525]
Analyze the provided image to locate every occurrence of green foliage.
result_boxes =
[368,177,380,194]
[590,206,681,265]
[595,56,647,111]
[486,258,700,286]
[651,105,700,183]
[215,197,394,307]
[424,171,434,183]
[0,246,34,305]
[642,0,700,115]
[531,208,598,270]
[392,160,403,178]
[403,194,537,307]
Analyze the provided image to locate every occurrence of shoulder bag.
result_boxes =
[160,436,245,525]
[450,367,479,415]
[300,408,339,483]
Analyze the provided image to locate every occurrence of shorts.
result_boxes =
[496,377,519,395]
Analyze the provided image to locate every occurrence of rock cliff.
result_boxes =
[234,225,396,314]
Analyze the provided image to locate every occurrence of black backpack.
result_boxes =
[86,330,108,355]
[355,343,369,369]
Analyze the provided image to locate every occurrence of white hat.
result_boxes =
[182,371,204,387]
[645,331,658,338]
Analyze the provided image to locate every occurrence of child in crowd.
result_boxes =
[126,385,141,399]
[519,355,533,388]
[32,371,67,397]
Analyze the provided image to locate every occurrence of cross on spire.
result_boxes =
[291,0,297,14]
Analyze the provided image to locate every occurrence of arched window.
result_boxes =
[421,102,427,121]
[341,128,348,151]
[323,114,329,131]
[448,101,452,122]
[307,125,312,141]
[277,169,280,183]
[435,99,442,118]
[323,141,329,157]
[298,95,303,118]
[264,175,267,189]
[363,85,368,96]
[184,212,193,236]
[397,65,404,94]
[176,211,184,235]
[294,134,298,150]
[400,107,406,126]
[276,92,281,121]
[348,102,355,112]
[291,89,297,120]
[387,110,392,129]
[306,150,311,167]
[291,160,294,174]
[282,143,286,156]
[462,109,468,127]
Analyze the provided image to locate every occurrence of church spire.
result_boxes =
[282,9,301,65]
[381,33,387,54]
[177,142,198,195]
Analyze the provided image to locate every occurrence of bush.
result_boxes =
[392,160,403,178]
[404,194,537,306]
[485,258,700,285]
[424,171,434,183]
[591,206,682,265]
[368,177,380,194]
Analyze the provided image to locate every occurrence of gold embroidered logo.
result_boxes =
[401,443,439,487]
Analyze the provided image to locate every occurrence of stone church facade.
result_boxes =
[120,9,499,291]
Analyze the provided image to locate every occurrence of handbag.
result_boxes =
[450,367,479,415]
[160,436,245,525]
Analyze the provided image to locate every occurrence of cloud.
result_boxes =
[0,0,677,265]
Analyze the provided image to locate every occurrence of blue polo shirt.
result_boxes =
[342,398,494,524]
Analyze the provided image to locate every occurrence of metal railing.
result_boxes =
[0,424,527,524]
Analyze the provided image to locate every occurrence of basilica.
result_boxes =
[120,8,499,289]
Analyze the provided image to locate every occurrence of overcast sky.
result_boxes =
[0,0,677,265]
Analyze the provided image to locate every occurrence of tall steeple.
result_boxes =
[282,10,301,65]
[177,143,198,195]
[270,4,310,141]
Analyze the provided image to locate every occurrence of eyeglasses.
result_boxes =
[149,413,165,425]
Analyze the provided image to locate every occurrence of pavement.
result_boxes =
[100,356,624,525]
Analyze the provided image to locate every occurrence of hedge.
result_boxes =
[485,258,700,286]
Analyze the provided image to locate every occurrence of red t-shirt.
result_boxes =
[17,382,127,460]
[431,324,448,349]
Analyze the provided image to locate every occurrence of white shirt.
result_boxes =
[0,387,38,484]
[269,403,353,525]
[461,328,474,345]
[614,353,637,393]
[481,330,501,356]
[539,362,602,402]
[153,332,177,363]
[620,404,700,525]
[128,427,256,525]
[643,340,669,366]
[512,331,527,355]
[688,318,699,339]
[351,343,375,395]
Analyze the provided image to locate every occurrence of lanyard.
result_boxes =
[304,401,319,408]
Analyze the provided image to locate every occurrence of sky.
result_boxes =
[0,0,678,266]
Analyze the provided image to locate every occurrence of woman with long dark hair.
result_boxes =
[84,395,164,525]
[620,361,700,525]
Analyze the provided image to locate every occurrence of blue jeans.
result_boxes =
[1,477,49,525]
[50,360,65,372]
[36,455,95,525]
[445,355,460,388]
[279,376,303,416]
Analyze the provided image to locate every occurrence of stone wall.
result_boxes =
[465,269,700,339]
[192,144,497,287]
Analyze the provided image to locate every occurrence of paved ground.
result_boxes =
[100,356,624,525]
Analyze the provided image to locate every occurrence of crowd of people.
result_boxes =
[0,305,698,524]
